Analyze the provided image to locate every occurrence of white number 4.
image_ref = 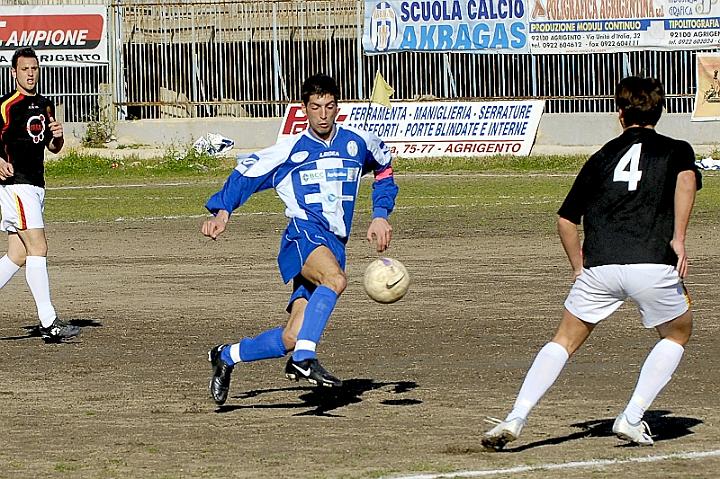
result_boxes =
[613,143,643,191]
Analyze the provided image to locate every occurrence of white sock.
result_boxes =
[622,339,684,424]
[507,342,569,422]
[25,256,57,328]
[0,255,21,289]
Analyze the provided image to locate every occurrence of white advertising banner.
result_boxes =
[528,0,720,53]
[363,0,530,54]
[278,100,545,157]
[0,5,108,66]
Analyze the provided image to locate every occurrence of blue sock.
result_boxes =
[220,327,287,365]
[292,285,338,362]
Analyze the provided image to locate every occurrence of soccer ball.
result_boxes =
[363,257,410,304]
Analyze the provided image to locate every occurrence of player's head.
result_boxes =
[615,76,664,128]
[301,74,340,104]
[11,47,40,95]
[301,74,340,140]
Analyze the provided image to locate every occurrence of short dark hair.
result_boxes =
[12,47,38,69]
[615,76,665,127]
[301,74,340,104]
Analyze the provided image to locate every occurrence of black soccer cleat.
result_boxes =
[208,344,234,405]
[39,319,81,343]
[284,357,342,388]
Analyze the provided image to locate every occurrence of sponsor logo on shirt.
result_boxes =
[300,167,360,184]
[26,114,46,144]
[300,170,326,184]
[326,167,359,182]
[319,150,340,158]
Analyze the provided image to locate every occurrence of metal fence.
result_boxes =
[1,0,717,121]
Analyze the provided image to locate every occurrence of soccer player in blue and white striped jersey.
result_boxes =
[202,74,398,405]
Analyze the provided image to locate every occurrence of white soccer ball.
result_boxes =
[363,257,410,304]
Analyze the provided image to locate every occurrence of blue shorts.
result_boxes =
[278,218,346,310]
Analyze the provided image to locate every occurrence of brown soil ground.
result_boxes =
[1,202,718,478]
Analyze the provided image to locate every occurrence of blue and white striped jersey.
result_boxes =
[206,125,398,239]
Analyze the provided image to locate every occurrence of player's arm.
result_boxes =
[557,216,583,280]
[557,162,593,280]
[201,145,287,240]
[46,105,64,154]
[0,117,12,179]
[202,169,267,240]
[671,170,698,278]
[363,133,398,252]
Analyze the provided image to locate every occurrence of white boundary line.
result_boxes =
[385,449,720,479]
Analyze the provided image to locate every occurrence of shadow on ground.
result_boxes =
[0,319,102,341]
[215,378,420,417]
[501,410,702,452]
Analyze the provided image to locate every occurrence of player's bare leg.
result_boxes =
[284,246,344,387]
[614,310,692,446]
[6,232,27,266]
[16,228,79,342]
[0,233,24,289]
[550,309,596,354]
[483,310,593,451]
[282,297,307,350]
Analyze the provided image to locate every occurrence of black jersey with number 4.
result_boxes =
[0,91,55,187]
[558,127,702,268]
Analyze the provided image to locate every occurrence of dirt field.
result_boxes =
[1,178,719,479]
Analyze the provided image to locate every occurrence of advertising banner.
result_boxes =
[363,0,530,54]
[692,52,720,121]
[528,0,720,53]
[278,100,545,157]
[0,5,108,66]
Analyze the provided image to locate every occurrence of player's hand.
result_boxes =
[671,238,688,278]
[0,158,13,180]
[571,268,583,281]
[367,217,392,253]
[201,210,229,240]
[48,116,63,139]
[571,251,583,281]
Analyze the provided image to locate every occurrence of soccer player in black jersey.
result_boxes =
[482,77,702,449]
[0,47,80,342]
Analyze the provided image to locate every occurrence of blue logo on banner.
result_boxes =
[370,2,399,51]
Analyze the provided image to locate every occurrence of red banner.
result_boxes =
[0,6,108,65]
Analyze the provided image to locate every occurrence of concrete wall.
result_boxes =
[65,112,718,156]
[534,113,718,155]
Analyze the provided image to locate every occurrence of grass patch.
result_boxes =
[54,461,81,472]
[48,149,719,182]
[42,149,718,227]
[393,154,589,173]
[116,143,150,149]
[47,148,232,183]
[48,151,592,183]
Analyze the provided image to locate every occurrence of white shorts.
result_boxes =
[564,264,690,328]
[0,184,46,233]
